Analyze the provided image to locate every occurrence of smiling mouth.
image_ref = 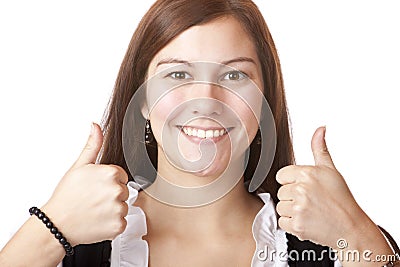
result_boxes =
[177,126,233,140]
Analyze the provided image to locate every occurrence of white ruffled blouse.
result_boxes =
[110,181,289,267]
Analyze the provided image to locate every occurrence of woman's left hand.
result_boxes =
[276,126,396,266]
[276,126,368,248]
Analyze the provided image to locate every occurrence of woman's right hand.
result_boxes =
[41,123,129,246]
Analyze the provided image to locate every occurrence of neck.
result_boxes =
[136,146,264,237]
[137,178,263,239]
[135,177,263,241]
[145,147,248,207]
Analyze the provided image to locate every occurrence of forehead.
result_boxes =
[149,16,259,68]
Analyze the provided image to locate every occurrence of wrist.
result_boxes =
[336,209,394,266]
[30,207,74,256]
[41,201,77,246]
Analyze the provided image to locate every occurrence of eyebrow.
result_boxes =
[221,57,256,65]
[156,57,256,67]
[156,58,193,67]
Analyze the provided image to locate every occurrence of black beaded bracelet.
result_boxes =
[29,207,74,256]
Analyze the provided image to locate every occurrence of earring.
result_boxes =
[256,129,261,145]
[145,119,154,144]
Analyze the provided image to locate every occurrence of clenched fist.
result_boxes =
[41,123,129,246]
[276,126,368,248]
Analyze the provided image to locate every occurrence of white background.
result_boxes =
[0,0,398,250]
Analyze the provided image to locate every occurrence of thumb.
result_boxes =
[311,126,335,168]
[72,123,104,168]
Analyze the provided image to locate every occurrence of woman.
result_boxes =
[0,0,398,266]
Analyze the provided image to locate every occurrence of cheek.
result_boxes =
[233,102,259,141]
[149,91,184,140]
[225,89,262,140]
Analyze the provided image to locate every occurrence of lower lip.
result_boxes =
[179,129,230,144]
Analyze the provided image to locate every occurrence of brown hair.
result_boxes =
[100,0,294,203]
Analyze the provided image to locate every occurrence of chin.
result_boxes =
[187,158,230,179]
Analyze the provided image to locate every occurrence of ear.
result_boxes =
[140,102,149,120]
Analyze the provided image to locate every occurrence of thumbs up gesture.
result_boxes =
[41,123,129,246]
[276,126,368,248]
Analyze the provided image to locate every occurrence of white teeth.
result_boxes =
[181,126,228,139]
[197,129,205,138]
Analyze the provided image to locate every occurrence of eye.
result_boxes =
[166,71,193,80]
[221,71,247,81]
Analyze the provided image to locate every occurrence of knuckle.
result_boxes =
[294,184,307,195]
[299,166,312,176]
[123,186,129,199]
[301,191,311,204]
[101,165,119,178]
[117,185,129,201]
[109,164,123,173]
[111,201,128,217]
[293,189,311,208]
[112,186,124,199]
[116,218,127,235]
[109,164,128,183]
[110,218,127,238]
[119,202,129,217]
[292,203,305,214]
[299,167,315,183]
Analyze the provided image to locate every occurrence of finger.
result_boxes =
[277,184,296,201]
[109,165,129,185]
[118,184,129,202]
[276,165,303,185]
[119,202,129,218]
[72,123,104,168]
[311,126,335,169]
[276,200,293,218]
[278,216,293,232]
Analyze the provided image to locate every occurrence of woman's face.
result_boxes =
[145,16,264,181]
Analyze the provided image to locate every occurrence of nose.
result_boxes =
[189,83,224,116]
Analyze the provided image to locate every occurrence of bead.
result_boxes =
[50,227,58,234]
[46,222,53,229]
[29,207,36,214]
[59,237,67,245]
[64,243,72,250]
[33,209,40,216]
[41,216,49,223]
[55,232,62,239]
[37,212,44,219]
